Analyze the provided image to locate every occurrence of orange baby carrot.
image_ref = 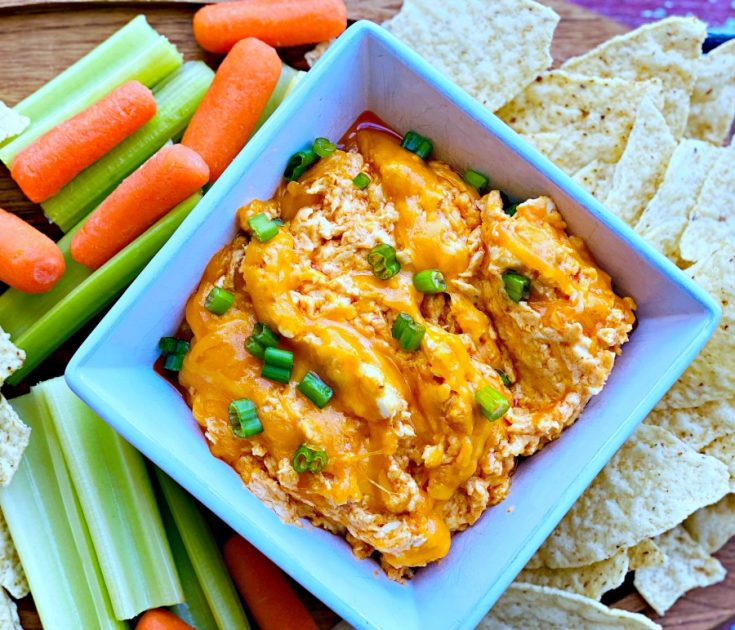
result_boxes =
[70,144,209,270]
[193,0,347,53]
[0,208,65,294]
[11,81,157,203]
[135,609,194,630]
[223,535,319,630]
[182,38,281,182]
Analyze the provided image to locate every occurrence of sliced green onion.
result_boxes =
[413,269,446,294]
[0,16,183,166]
[401,131,433,160]
[43,61,213,232]
[496,369,512,387]
[1,392,125,630]
[164,353,186,372]
[292,444,328,474]
[0,193,201,386]
[245,337,265,360]
[263,347,293,370]
[391,313,425,351]
[261,364,291,383]
[40,378,183,618]
[353,172,371,189]
[204,287,234,315]
[475,386,510,421]
[502,271,531,303]
[463,169,489,194]
[297,371,333,408]
[228,399,263,438]
[159,337,189,355]
[272,218,285,226]
[284,149,318,181]
[252,322,279,348]
[367,243,401,280]
[505,203,518,217]
[313,137,337,158]
[248,213,279,243]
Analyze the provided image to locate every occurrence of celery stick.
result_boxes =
[43,61,214,232]
[0,16,182,164]
[1,192,201,386]
[159,491,219,630]
[155,468,251,630]
[0,393,125,630]
[39,378,183,619]
[253,64,301,133]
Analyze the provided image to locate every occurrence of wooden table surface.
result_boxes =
[0,1,732,629]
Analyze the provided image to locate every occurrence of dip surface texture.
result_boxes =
[178,125,635,578]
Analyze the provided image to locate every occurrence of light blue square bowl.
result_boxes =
[66,21,720,630]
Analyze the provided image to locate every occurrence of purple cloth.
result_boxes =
[570,0,735,31]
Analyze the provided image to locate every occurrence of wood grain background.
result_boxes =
[0,1,732,628]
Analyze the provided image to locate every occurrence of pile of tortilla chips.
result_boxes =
[0,327,30,628]
[312,1,735,625]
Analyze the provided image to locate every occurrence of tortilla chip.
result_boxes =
[516,549,629,600]
[497,71,652,173]
[684,494,735,554]
[520,132,561,158]
[479,582,661,629]
[0,513,27,599]
[603,94,676,226]
[0,328,24,388]
[382,0,559,112]
[562,17,706,138]
[0,588,20,630]
[634,140,721,261]
[702,433,735,491]
[305,40,333,68]
[659,245,735,409]
[627,539,665,571]
[533,424,729,568]
[678,141,735,264]
[686,39,735,146]
[634,526,726,616]
[0,397,30,488]
[572,160,615,201]
[644,399,735,451]
[0,102,29,145]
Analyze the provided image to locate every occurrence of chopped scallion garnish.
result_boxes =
[292,444,328,474]
[159,337,189,355]
[261,364,291,383]
[248,212,279,243]
[163,353,186,372]
[413,269,446,294]
[204,287,234,315]
[475,386,510,421]
[263,347,294,370]
[391,313,425,351]
[353,172,371,189]
[252,322,279,348]
[297,371,333,408]
[463,169,489,194]
[496,369,512,387]
[502,271,531,303]
[245,337,265,360]
[367,243,401,280]
[228,399,263,438]
[284,149,318,181]
[401,131,433,160]
[313,137,337,158]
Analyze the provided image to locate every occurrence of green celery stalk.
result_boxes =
[155,468,251,630]
[39,378,183,620]
[43,61,214,232]
[159,489,219,630]
[1,192,201,386]
[252,64,302,133]
[0,392,126,630]
[0,16,182,164]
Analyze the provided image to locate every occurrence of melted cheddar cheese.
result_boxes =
[178,127,635,579]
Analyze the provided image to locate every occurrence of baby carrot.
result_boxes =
[0,208,65,294]
[193,0,347,53]
[223,535,319,630]
[182,38,281,182]
[11,81,157,203]
[70,144,209,270]
[136,609,194,630]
